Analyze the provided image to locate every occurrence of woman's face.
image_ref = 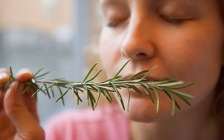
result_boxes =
[99,0,224,121]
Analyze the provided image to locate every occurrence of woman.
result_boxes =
[0,0,224,139]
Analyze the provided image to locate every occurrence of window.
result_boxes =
[0,0,99,126]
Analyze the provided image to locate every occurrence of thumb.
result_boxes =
[4,81,44,139]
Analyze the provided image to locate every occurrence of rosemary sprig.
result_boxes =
[1,61,194,115]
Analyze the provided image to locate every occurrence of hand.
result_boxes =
[0,68,44,140]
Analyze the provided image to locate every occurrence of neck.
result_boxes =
[130,94,221,140]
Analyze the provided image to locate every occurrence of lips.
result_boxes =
[119,65,165,82]
[121,73,164,82]
[118,74,164,98]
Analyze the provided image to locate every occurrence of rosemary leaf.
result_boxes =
[128,70,149,80]
[34,67,45,77]
[94,88,101,109]
[139,66,157,81]
[152,87,160,113]
[86,69,102,82]
[82,63,98,83]
[112,60,130,80]
[140,83,154,103]
[111,83,125,110]
[129,85,142,94]
[1,61,195,115]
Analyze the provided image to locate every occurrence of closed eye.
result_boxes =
[106,21,120,27]
[106,17,129,28]
[160,15,191,25]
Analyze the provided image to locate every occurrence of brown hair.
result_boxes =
[215,67,224,123]
[214,0,224,123]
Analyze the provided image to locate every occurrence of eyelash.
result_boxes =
[160,15,188,25]
[106,21,119,27]
[105,15,189,28]
[106,18,127,28]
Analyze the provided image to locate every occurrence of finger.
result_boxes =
[0,69,10,110]
[15,69,38,115]
[16,68,33,82]
[4,81,44,139]
[0,69,10,92]
[6,81,38,118]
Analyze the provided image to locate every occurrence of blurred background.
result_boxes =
[0,0,101,126]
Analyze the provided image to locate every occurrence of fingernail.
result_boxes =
[0,73,8,79]
[17,69,33,75]
[16,69,33,82]
[0,72,9,85]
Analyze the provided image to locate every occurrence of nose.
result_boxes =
[121,18,155,60]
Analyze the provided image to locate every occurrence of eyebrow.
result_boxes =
[154,0,201,8]
[100,0,128,9]
[158,0,202,14]
[155,0,198,4]
[100,0,123,5]
[100,0,129,16]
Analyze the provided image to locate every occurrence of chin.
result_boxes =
[121,98,159,122]
[117,92,177,122]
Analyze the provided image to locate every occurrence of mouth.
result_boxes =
[121,73,164,82]
[119,65,166,82]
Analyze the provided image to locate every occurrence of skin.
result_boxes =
[0,69,44,140]
[0,0,223,139]
[99,0,224,139]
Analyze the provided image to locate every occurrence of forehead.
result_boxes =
[99,0,128,6]
[99,0,220,14]
[99,0,207,6]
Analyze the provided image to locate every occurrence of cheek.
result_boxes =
[153,21,223,110]
[159,18,223,79]
[99,30,117,78]
[165,31,223,106]
[99,28,126,77]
